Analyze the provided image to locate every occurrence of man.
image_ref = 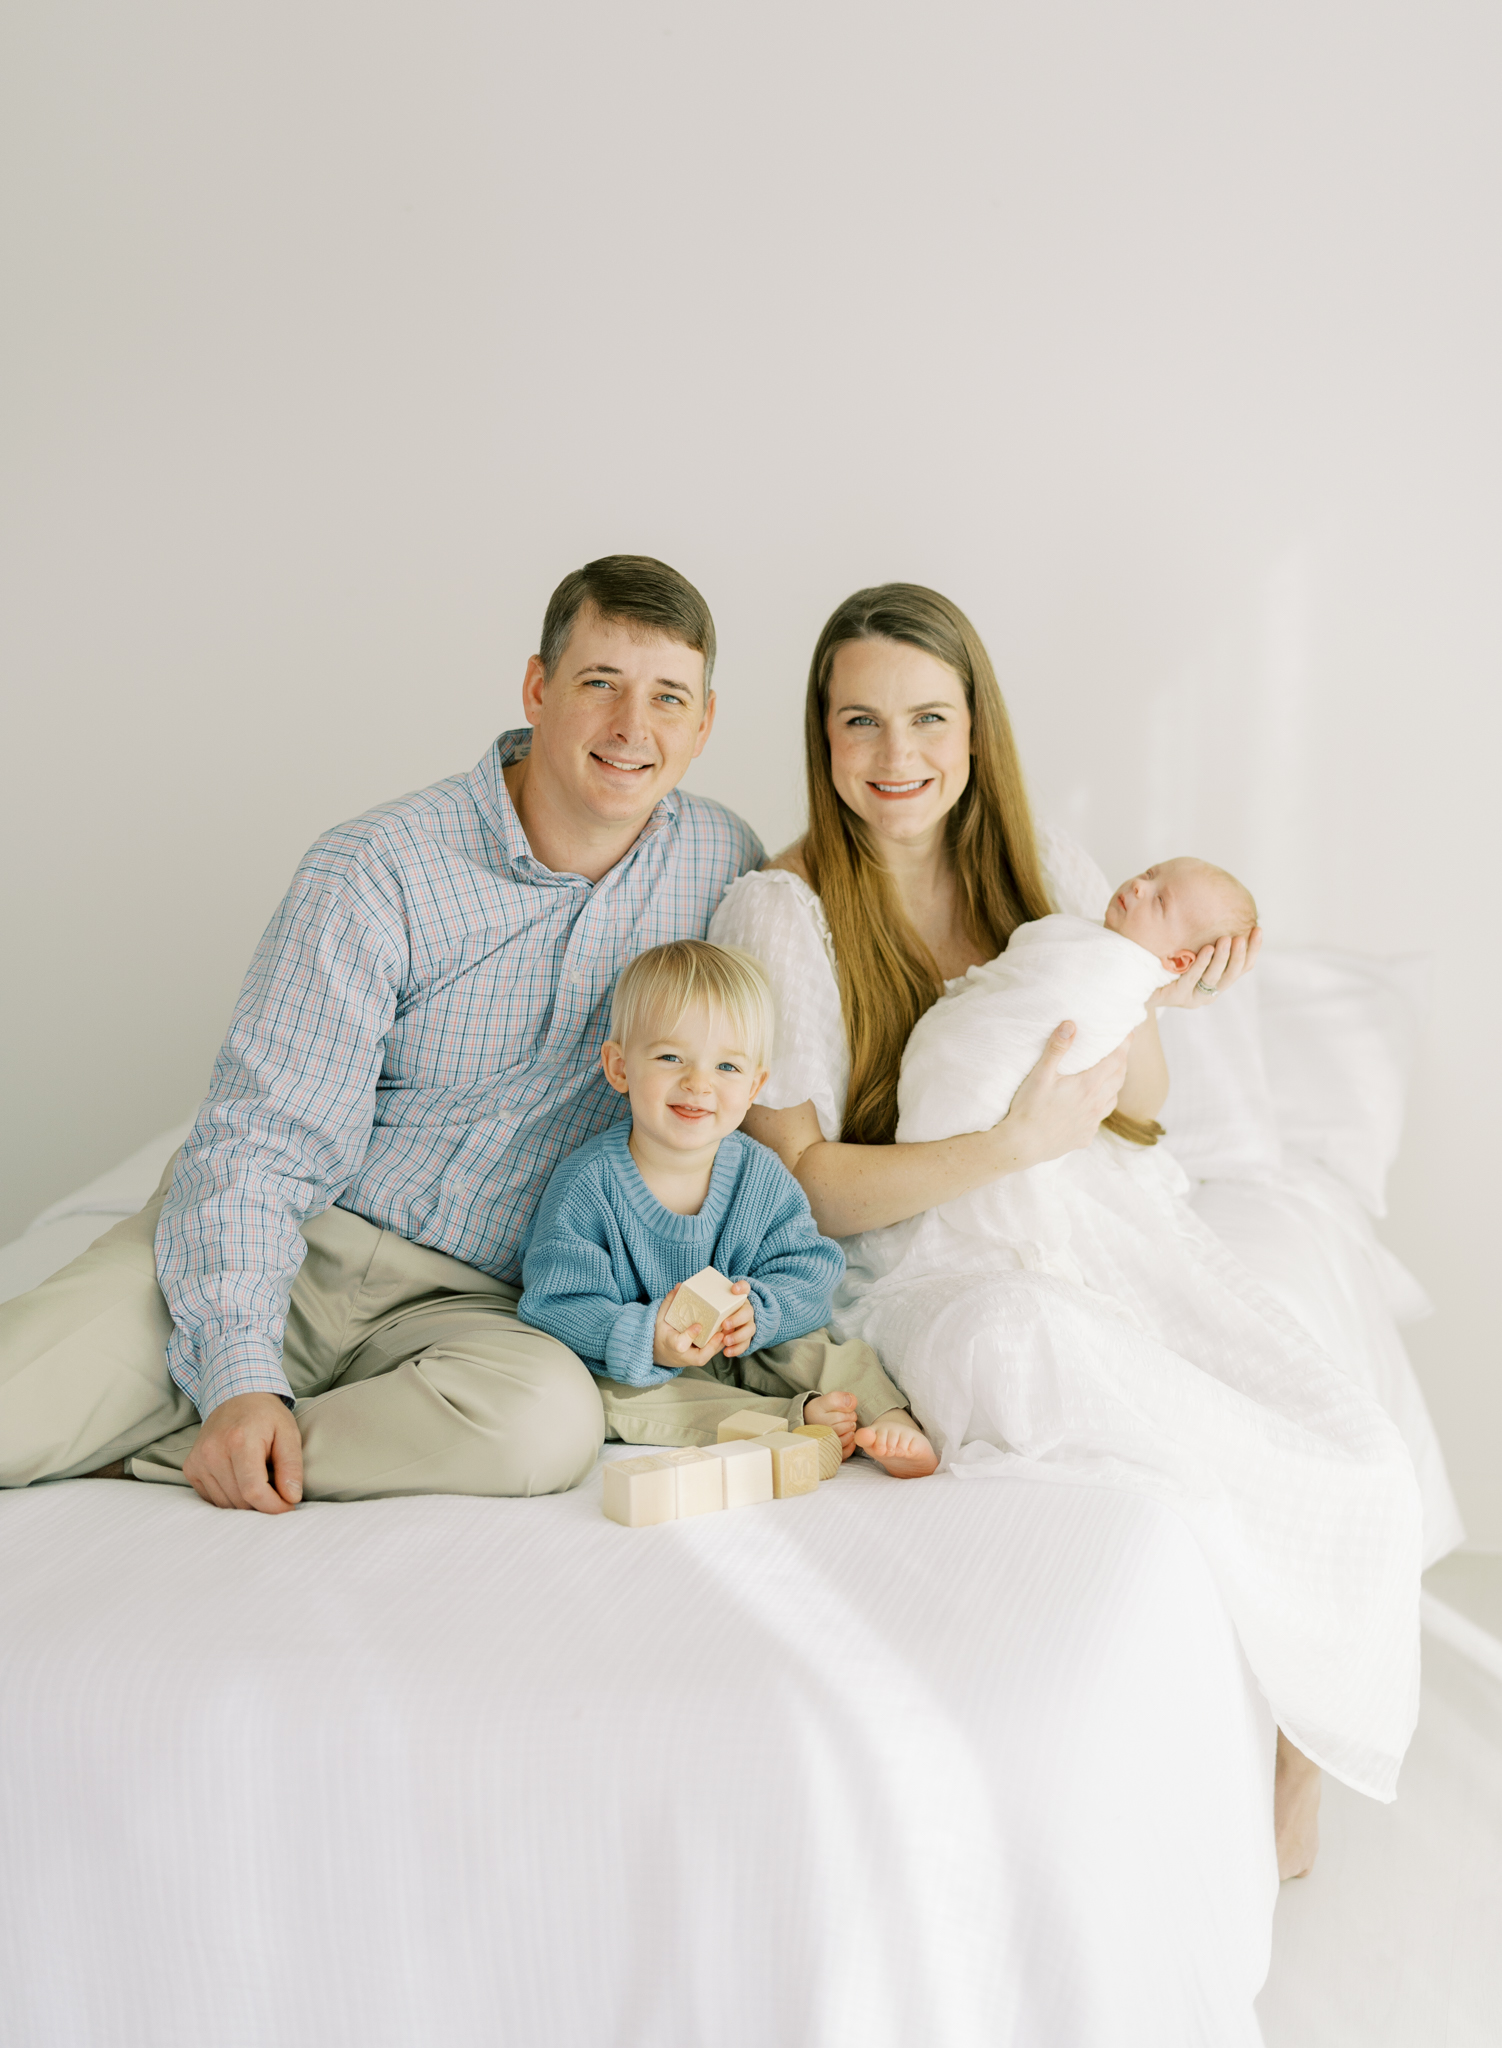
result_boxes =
[0,557,910,1514]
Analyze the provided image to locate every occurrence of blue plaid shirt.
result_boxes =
[156,731,764,1415]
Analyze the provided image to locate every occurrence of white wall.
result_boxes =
[3,0,1498,1533]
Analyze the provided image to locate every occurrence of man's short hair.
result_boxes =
[608,941,775,1069]
[539,555,717,690]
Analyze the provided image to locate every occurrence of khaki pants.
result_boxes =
[0,1171,905,1502]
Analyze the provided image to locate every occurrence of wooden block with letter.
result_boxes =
[760,1430,821,1499]
[794,1422,842,1481]
[602,1455,678,1528]
[655,1446,724,1520]
[663,1266,742,1344]
[716,1409,785,1445]
[704,1439,774,1508]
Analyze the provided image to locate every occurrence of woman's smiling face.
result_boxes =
[825,637,972,852]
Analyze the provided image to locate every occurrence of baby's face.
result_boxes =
[1104,857,1246,971]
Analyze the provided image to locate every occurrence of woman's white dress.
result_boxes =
[711,832,1443,1803]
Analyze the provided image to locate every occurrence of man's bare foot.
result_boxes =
[82,1459,129,1480]
[1274,1730,1321,1879]
[804,1391,858,1459]
[854,1410,939,1478]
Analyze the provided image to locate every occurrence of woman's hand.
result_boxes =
[995,1022,1130,1169]
[745,1038,1129,1241]
[1152,926,1263,1011]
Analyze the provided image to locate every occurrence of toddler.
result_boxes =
[519,940,935,1475]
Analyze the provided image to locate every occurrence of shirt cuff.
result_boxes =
[172,1331,296,1418]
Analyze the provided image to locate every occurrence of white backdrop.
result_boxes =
[3,0,1498,1537]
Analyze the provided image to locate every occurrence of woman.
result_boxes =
[710,582,1411,1880]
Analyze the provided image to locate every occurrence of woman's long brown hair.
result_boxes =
[801,583,1160,1150]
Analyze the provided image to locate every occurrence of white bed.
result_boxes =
[0,952,1460,2047]
[1,1458,1277,2048]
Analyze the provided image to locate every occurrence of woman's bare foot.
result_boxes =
[1274,1730,1321,1879]
[803,1390,858,1459]
[854,1410,939,1478]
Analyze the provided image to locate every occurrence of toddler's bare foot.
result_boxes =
[855,1410,938,1479]
[803,1390,857,1459]
[1274,1731,1321,1879]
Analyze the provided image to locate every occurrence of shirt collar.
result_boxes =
[468,728,682,881]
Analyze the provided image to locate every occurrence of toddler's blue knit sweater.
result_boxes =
[517,1122,844,1387]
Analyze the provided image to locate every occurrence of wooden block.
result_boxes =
[704,1439,774,1508]
[663,1265,742,1342]
[795,1422,842,1481]
[761,1430,821,1499]
[716,1409,786,1444]
[602,1455,677,1527]
[655,1446,724,1520]
[663,1285,721,1342]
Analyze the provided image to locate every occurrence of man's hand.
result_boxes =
[182,1391,304,1514]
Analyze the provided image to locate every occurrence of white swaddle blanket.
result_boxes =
[897,916,1174,1282]
[899,915,1176,1139]
[834,916,1423,1801]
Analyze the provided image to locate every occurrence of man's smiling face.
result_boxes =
[520,602,714,833]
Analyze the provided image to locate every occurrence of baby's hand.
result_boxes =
[855,1410,939,1479]
[803,1390,858,1460]
[717,1282,755,1359]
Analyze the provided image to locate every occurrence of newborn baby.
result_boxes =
[898,856,1257,1144]
[1105,856,1257,978]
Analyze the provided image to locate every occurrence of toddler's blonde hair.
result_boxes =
[608,940,776,1069]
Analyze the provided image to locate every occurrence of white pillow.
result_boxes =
[1253,950,1427,1217]
[1158,978,1284,1180]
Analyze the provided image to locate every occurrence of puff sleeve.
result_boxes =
[709,871,850,1143]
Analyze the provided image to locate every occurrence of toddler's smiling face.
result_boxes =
[602,999,768,1157]
[1104,857,1257,974]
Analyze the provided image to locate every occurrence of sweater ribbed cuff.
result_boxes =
[603,1302,678,1387]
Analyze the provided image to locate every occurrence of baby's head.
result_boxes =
[602,940,774,1153]
[1104,857,1258,973]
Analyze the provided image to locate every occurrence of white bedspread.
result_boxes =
[0,1465,1275,2048]
[2,902,1458,2048]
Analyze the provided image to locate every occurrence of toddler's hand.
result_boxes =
[855,1410,939,1479]
[652,1288,719,1371]
[803,1390,858,1459]
[717,1281,755,1359]
[651,1282,752,1371]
